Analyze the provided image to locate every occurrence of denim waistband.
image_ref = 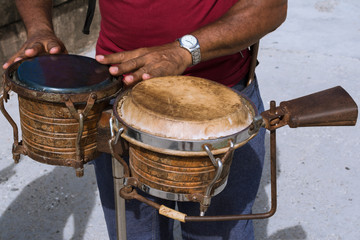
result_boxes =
[231,75,249,92]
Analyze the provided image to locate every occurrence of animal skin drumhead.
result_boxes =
[116,76,254,140]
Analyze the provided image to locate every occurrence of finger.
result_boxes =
[2,61,10,70]
[117,58,146,75]
[108,58,141,77]
[123,67,149,85]
[49,46,61,54]
[47,41,63,54]
[96,52,126,64]
[14,57,23,62]
[142,73,151,80]
[123,75,134,85]
[109,66,120,75]
[3,53,22,69]
[25,42,45,57]
[24,48,37,57]
[142,67,164,80]
[96,48,148,65]
[2,56,16,69]
[95,55,105,62]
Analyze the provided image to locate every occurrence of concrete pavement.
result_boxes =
[0,0,359,239]
[254,1,360,239]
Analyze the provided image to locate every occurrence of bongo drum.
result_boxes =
[1,54,122,176]
[112,76,263,214]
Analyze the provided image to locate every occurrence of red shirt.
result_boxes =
[96,0,250,87]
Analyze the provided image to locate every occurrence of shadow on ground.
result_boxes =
[253,132,307,240]
[0,133,308,240]
[0,164,98,240]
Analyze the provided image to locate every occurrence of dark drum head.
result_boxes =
[15,54,113,94]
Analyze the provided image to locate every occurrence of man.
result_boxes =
[4,0,287,239]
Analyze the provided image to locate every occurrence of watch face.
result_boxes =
[181,35,197,48]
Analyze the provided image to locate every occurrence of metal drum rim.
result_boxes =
[3,55,123,103]
[136,178,228,202]
[113,78,261,156]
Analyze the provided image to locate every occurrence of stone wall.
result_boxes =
[0,0,101,76]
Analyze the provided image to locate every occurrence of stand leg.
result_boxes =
[112,157,127,240]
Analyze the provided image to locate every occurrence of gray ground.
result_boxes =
[0,1,359,239]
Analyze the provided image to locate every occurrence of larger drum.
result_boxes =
[113,76,262,213]
[1,54,122,176]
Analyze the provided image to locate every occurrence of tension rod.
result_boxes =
[184,101,278,222]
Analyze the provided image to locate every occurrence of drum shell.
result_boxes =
[113,76,259,200]
[18,95,108,166]
[129,144,233,196]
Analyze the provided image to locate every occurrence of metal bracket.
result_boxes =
[200,142,235,216]
[260,101,288,130]
[249,115,264,135]
[109,116,130,178]
[64,93,97,177]
[0,85,25,163]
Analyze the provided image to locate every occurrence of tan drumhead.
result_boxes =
[116,76,254,140]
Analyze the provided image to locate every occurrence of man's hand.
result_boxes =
[95,41,192,86]
[2,29,67,69]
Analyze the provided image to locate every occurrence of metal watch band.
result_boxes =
[191,48,201,65]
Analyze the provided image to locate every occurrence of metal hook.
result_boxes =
[201,145,225,216]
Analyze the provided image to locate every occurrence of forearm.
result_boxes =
[95,0,288,85]
[193,0,288,61]
[3,0,66,69]
[15,0,54,35]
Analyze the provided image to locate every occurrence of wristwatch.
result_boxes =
[178,34,201,66]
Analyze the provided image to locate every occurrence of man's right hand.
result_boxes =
[2,29,67,70]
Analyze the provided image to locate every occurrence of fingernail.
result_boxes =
[109,66,118,74]
[2,63,9,69]
[96,55,104,61]
[124,75,134,84]
[49,47,59,54]
[25,49,34,56]
[142,73,151,80]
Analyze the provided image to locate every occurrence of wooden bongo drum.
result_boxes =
[1,54,122,176]
[112,76,263,214]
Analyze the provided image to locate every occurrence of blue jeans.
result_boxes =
[92,78,265,240]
